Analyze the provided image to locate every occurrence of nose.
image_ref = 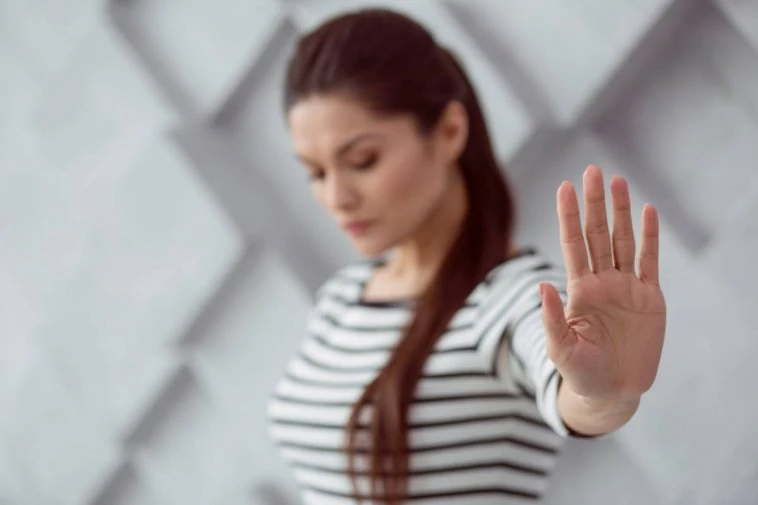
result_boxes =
[324,173,358,212]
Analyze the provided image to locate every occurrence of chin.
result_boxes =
[350,237,392,259]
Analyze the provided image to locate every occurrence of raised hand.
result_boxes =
[540,165,666,404]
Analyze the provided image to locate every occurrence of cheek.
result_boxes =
[378,155,442,215]
[310,184,327,209]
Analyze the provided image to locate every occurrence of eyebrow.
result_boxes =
[335,132,381,158]
[296,132,381,165]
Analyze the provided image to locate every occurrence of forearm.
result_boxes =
[557,378,640,436]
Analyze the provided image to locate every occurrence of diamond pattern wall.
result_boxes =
[1,1,756,504]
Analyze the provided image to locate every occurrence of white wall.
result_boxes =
[0,0,756,504]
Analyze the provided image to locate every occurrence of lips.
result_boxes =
[342,219,375,236]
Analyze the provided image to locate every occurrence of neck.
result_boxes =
[387,169,468,283]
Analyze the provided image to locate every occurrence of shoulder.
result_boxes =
[483,247,568,300]
[473,247,568,338]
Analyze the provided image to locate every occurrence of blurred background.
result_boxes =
[1,0,757,504]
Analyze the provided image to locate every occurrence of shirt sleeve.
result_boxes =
[485,255,574,437]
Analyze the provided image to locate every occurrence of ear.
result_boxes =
[434,100,469,163]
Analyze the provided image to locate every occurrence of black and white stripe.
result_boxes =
[268,250,571,504]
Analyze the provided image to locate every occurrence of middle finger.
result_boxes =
[583,165,613,272]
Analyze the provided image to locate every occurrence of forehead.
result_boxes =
[288,94,403,155]
[289,95,376,147]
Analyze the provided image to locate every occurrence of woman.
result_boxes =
[268,8,666,505]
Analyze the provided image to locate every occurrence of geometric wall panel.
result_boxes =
[33,21,178,179]
[0,255,38,423]
[91,464,165,505]
[126,367,255,505]
[86,246,311,505]
[702,179,758,319]
[85,139,245,350]
[1,357,122,505]
[0,0,106,82]
[110,0,286,118]
[0,166,88,325]
[445,0,681,126]
[34,137,244,441]
[0,33,49,172]
[715,0,758,53]
[594,1,758,253]
[0,94,244,504]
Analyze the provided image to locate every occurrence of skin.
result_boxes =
[288,94,666,436]
[545,172,666,435]
[288,93,472,300]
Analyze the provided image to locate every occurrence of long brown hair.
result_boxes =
[284,8,516,503]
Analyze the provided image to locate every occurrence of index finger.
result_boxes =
[557,181,590,280]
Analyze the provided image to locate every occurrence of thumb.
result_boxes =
[540,283,574,360]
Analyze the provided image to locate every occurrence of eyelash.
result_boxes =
[307,155,377,182]
[351,155,377,170]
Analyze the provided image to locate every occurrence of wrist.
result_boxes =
[578,390,641,415]
[557,379,641,436]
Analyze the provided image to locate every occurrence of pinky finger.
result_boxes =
[638,203,660,285]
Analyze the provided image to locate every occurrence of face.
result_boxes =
[288,93,467,257]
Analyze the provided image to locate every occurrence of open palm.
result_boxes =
[540,165,666,401]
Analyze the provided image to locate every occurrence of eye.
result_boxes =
[301,162,325,182]
[308,170,325,182]
[350,154,378,171]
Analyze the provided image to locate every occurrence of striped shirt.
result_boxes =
[268,248,573,504]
